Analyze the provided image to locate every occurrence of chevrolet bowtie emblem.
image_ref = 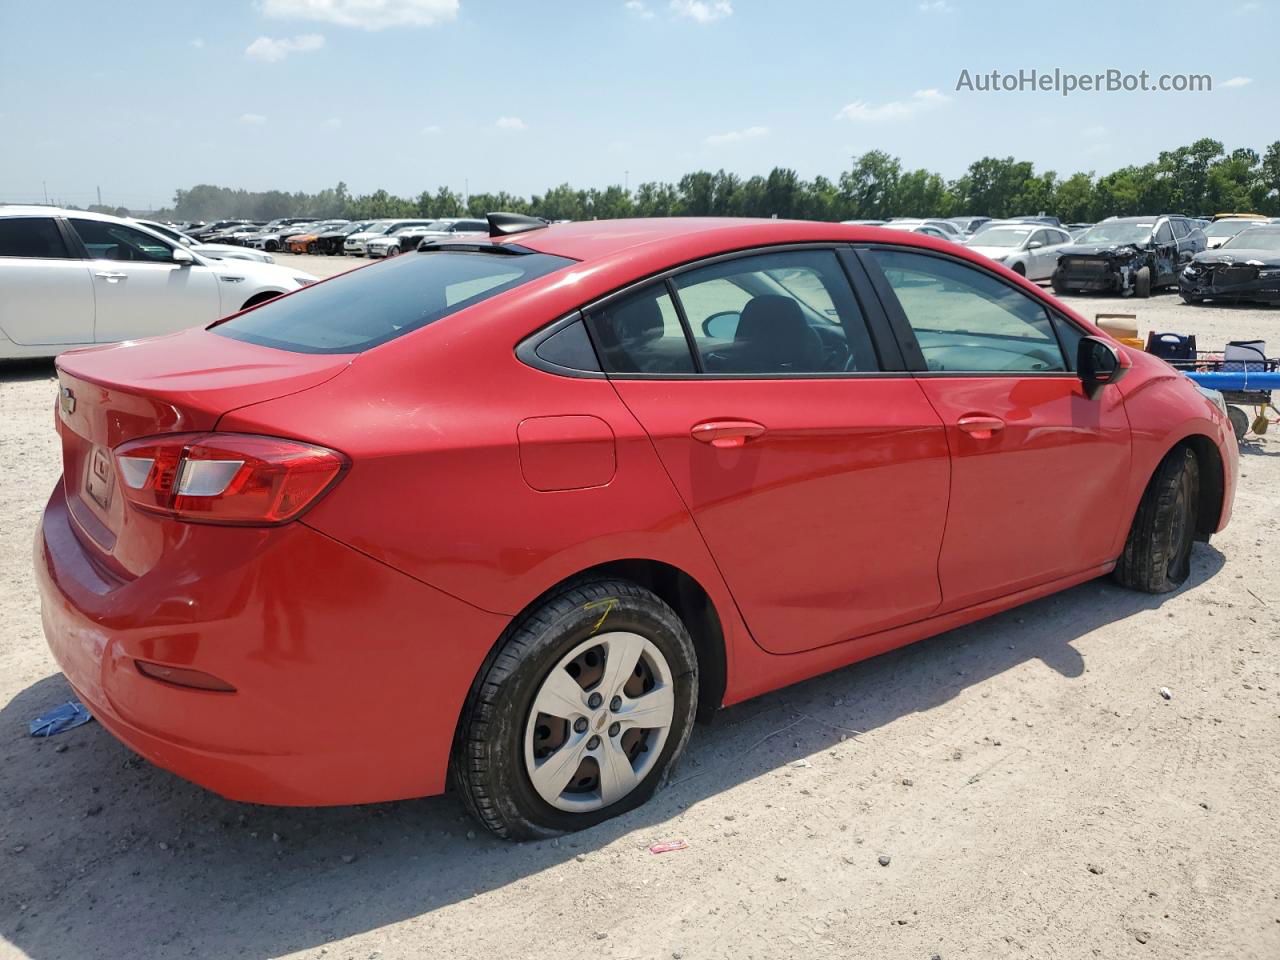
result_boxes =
[59,386,76,415]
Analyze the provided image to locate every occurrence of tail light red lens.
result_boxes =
[113,432,348,525]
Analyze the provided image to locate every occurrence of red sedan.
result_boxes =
[36,215,1237,838]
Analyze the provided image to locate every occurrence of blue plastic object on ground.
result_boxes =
[29,700,94,737]
[1183,371,1280,391]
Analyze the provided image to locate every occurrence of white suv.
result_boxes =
[0,207,319,360]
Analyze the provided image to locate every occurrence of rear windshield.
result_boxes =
[213,249,575,354]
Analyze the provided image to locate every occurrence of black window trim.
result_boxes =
[517,242,909,382]
[514,311,608,380]
[854,242,1087,379]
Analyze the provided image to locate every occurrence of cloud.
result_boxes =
[835,88,949,122]
[244,33,325,62]
[421,124,442,135]
[239,113,267,125]
[1235,1,1261,12]
[495,116,527,131]
[624,0,655,17]
[260,0,458,30]
[705,125,769,145]
[321,116,342,128]
[190,38,205,48]
[918,0,952,11]
[1222,76,1252,88]
[669,0,732,23]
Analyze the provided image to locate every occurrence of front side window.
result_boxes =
[675,249,877,374]
[70,219,173,263]
[869,249,1067,373]
[215,249,575,354]
[1154,222,1174,244]
[1171,219,1190,239]
[0,217,72,259]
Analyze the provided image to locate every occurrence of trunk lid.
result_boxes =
[54,328,351,577]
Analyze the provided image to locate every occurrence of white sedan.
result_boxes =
[964,223,1074,280]
[0,208,317,360]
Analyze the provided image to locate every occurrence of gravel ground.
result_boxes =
[1,271,1278,960]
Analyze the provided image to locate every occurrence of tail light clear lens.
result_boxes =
[113,432,348,525]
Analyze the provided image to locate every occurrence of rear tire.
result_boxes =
[1134,266,1152,298]
[1051,274,1068,295]
[454,578,698,840]
[1114,446,1199,593]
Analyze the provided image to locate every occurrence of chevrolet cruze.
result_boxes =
[36,215,1237,838]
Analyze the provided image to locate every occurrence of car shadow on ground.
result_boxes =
[0,359,56,384]
[0,546,1224,960]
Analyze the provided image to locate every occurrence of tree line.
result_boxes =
[159,138,1280,224]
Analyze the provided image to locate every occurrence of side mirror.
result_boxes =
[172,247,195,266]
[1027,240,1044,250]
[1077,335,1130,398]
[703,311,740,340]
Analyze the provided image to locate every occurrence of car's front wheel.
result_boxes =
[455,579,698,839]
[1134,265,1152,298]
[1114,446,1199,593]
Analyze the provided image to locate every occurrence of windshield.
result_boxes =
[969,227,1033,248]
[1221,227,1280,251]
[1078,222,1153,246]
[363,221,396,235]
[214,250,577,354]
[344,222,371,234]
[1205,220,1256,238]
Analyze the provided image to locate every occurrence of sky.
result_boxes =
[0,0,1274,210]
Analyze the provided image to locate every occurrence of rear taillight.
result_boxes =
[113,432,347,525]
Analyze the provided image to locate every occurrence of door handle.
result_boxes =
[957,415,1005,440]
[691,419,766,449]
[95,271,127,282]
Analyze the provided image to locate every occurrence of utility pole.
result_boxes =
[42,181,48,205]
[97,185,102,207]
[624,170,630,192]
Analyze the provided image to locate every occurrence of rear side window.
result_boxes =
[0,217,73,259]
[214,250,575,354]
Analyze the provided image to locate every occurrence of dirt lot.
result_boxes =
[2,271,1278,960]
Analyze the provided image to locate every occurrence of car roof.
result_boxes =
[499,217,969,268]
[0,205,130,222]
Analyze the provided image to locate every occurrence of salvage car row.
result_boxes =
[175,216,490,258]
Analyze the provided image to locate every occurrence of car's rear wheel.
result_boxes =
[454,578,698,839]
[1114,446,1199,593]
[1134,265,1152,298]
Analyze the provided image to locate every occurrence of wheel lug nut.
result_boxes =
[573,717,588,734]
[587,692,603,709]
[586,735,601,750]
[608,722,620,737]
[609,696,622,712]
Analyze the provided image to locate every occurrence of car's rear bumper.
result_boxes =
[35,483,509,806]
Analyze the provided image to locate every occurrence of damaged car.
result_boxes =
[1051,215,1205,298]
[1180,224,1280,305]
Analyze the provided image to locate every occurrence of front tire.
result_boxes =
[1134,266,1152,298]
[1114,446,1199,593]
[454,579,698,840]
